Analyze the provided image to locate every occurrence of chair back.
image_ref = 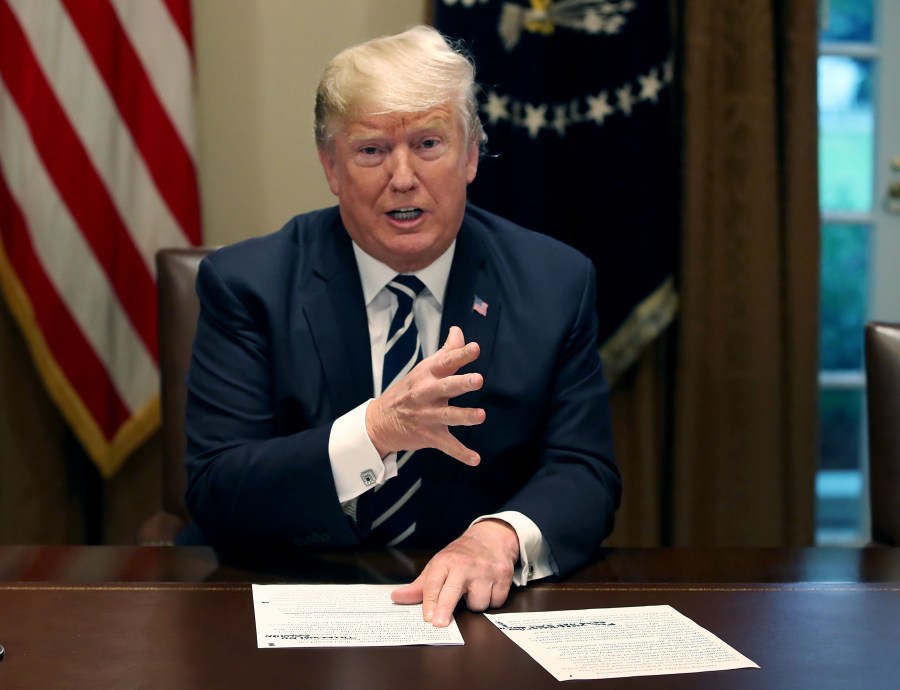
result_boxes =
[139,247,211,544]
[865,321,900,546]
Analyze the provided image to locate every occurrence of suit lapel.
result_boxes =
[441,218,500,401]
[300,228,374,416]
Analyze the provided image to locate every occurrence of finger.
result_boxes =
[436,433,481,466]
[415,562,451,623]
[441,325,465,351]
[440,372,484,400]
[462,579,493,612]
[431,575,466,627]
[489,580,512,609]
[390,579,424,605]
[438,404,486,428]
[432,340,480,377]
[464,581,511,612]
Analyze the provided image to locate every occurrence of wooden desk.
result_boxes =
[1,547,899,689]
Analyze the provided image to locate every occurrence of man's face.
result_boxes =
[318,105,479,273]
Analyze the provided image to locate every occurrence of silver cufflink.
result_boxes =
[360,469,377,486]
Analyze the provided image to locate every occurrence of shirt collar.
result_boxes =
[352,241,456,307]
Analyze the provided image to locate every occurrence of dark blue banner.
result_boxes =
[435,0,678,379]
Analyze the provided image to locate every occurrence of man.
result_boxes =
[184,25,620,627]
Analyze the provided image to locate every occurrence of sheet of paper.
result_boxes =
[485,604,759,681]
[251,583,464,648]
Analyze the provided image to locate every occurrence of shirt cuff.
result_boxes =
[473,511,557,586]
[328,399,398,503]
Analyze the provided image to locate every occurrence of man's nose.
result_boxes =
[388,149,418,192]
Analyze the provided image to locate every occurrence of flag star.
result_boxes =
[663,56,674,83]
[582,9,604,34]
[552,104,568,136]
[568,97,583,124]
[638,68,662,103]
[603,15,626,34]
[586,91,614,124]
[522,102,547,138]
[482,90,511,124]
[616,85,634,115]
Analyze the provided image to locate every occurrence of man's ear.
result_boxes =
[318,147,340,196]
[465,139,479,184]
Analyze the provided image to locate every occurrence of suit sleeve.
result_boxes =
[184,257,360,550]
[500,259,622,576]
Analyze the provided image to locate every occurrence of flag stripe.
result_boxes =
[0,0,159,362]
[8,0,191,273]
[161,0,193,53]
[110,0,197,158]
[61,0,201,245]
[0,78,158,413]
[0,173,130,437]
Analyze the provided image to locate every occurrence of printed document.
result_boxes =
[485,604,759,681]
[252,583,464,648]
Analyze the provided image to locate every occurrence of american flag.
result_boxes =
[472,295,489,317]
[0,0,200,477]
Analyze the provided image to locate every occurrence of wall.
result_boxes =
[193,0,426,247]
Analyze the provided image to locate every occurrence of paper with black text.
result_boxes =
[485,604,758,681]
[252,583,464,648]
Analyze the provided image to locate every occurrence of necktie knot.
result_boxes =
[386,274,426,304]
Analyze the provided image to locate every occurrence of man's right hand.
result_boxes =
[365,325,485,465]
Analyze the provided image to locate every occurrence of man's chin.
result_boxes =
[381,238,447,272]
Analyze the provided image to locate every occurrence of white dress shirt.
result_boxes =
[326,241,554,585]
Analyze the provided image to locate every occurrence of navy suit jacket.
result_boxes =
[184,204,620,577]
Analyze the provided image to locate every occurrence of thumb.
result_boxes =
[391,578,424,605]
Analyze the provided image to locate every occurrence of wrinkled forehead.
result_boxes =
[333,104,468,144]
[344,106,457,136]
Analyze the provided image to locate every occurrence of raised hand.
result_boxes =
[366,325,486,465]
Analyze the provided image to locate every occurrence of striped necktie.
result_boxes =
[365,274,426,546]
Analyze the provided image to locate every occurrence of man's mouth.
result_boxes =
[387,207,423,221]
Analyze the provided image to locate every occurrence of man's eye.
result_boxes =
[421,139,438,149]
[360,146,379,155]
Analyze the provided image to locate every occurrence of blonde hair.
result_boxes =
[314,25,484,150]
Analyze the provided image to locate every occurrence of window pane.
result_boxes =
[820,0,873,42]
[818,57,874,212]
[819,223,869,369]
[818,388,865,470]
[816,388,866,544]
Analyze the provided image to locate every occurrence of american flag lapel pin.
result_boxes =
[472,295,489,317]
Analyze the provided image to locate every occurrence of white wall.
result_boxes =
[193,0,426,246]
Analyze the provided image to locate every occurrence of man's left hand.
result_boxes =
[390,519,520,627]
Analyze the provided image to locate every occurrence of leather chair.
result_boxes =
[139,247,213,545]
[865,321,900,546]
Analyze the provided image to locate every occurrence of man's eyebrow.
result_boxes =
[345,125,385,142]
[408,117,457,137]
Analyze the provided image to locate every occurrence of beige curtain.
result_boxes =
[670,0,820,546]
[609,0,819,547]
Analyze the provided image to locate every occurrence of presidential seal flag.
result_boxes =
[435,0,677,381]
[0,0,201,477]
